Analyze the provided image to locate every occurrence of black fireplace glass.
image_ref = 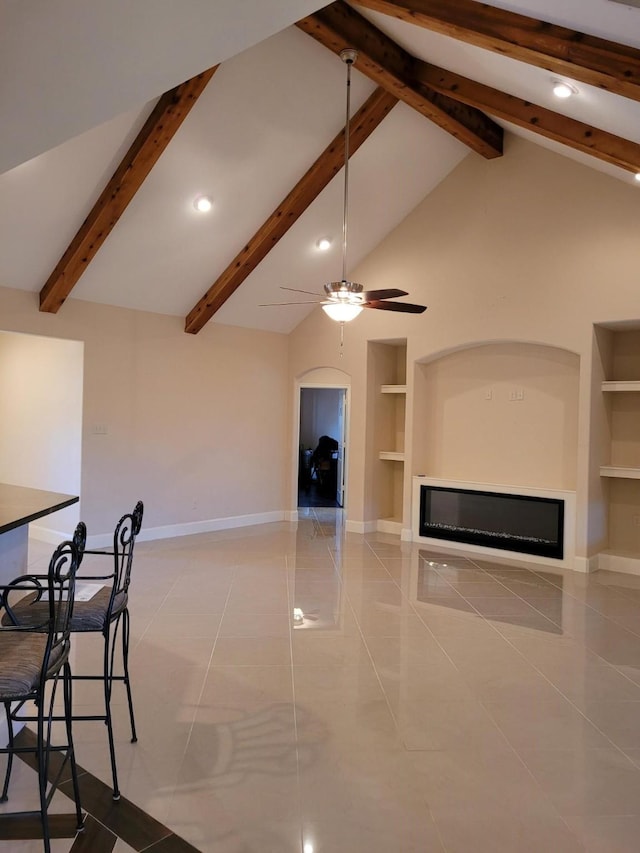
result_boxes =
[419,485,564,559]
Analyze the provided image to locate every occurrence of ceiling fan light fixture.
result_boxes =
[321,48,360,325]
[324,280,363,299]
[259,47,424,325]
[552,81,578,99]
[322,302,363,322]
[193,195,213,213]
[634,172,640,183]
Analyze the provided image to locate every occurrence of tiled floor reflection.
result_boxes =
[8,511,640,850]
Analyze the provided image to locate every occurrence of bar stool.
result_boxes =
[0,539,84,853]
[4,501,144,801]
[74,500,143,799]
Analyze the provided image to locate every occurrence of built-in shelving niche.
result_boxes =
[368,341,407,534]
[597,327,640,570]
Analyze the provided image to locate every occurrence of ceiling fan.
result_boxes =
[262,48,427,323]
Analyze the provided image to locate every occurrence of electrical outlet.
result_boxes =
[484,389,492,400]
[633,515,640,528]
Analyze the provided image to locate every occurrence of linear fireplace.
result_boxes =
[418,483,565,560]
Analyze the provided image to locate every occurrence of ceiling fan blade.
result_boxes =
[281,286,324,296]
[259,300,322,307]
[361,288,408,300]
[365,300,427,314]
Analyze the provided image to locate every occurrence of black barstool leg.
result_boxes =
[63,663,84,831]
[103,624,120,800]
[121,609,137,743]
[37,691,51,853]
[0,702,14,802]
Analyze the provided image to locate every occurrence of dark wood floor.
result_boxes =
[3,727,199,852]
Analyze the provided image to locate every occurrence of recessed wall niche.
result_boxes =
[411,342,580,491]
[367,340,407,533]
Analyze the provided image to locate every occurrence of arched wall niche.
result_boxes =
[413,337,580,366]
[297,366,350,385]
[411,340,580,491]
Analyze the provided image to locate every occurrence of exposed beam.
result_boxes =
[309,3,640,174]
[184,87,398,335]
[355,0,640,102]
[415,64,640,173]
[297,2,503,159]
[39,67,218,314]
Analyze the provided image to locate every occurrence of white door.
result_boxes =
[336,390,347,507]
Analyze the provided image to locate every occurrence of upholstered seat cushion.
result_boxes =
[0,632,51,700]
[1,588,127,633]
[71,588,127,631]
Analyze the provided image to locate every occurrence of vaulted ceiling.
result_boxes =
[2,0,640,334]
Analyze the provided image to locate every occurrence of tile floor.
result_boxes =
[5,507,640,851]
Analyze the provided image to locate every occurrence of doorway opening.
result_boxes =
[0,330,83,538]
[298,387,348,508]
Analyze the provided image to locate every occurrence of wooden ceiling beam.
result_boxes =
[39,66,218,314]
[415,64,640,173]
[297,2,503,159]
[309,3,640,173]
[184,87,398,335]
[355,0,640,102]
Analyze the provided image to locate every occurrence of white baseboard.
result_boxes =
[598,552,640,576]
[33,510,408,549]
[377,519,402,536]
[86,510,290,549]
[345,519,377,534]
[573,555,599,574]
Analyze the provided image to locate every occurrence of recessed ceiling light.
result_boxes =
[635,173,640,183]
[193,195,213,213]
[553,81,578,99]
[316,237,332,251]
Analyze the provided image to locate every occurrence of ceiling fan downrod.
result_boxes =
[340,48,357,290]
[322,48,364,329]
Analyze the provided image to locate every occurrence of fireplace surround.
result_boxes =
[412,477,575,568]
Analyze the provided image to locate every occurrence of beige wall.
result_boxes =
[4,134,640,558]
[0,287,290,538]
[289,136,640,557]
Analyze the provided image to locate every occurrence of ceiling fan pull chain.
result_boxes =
[340,321,345,356]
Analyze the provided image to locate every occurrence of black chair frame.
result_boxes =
[4,502,143,802]
[69,501,143,800]
[0,539,84,853]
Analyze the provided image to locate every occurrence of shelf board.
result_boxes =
[379,451,404,461]
[380,384,407,394]
[602,381,640,392]
[600,466,640,479]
